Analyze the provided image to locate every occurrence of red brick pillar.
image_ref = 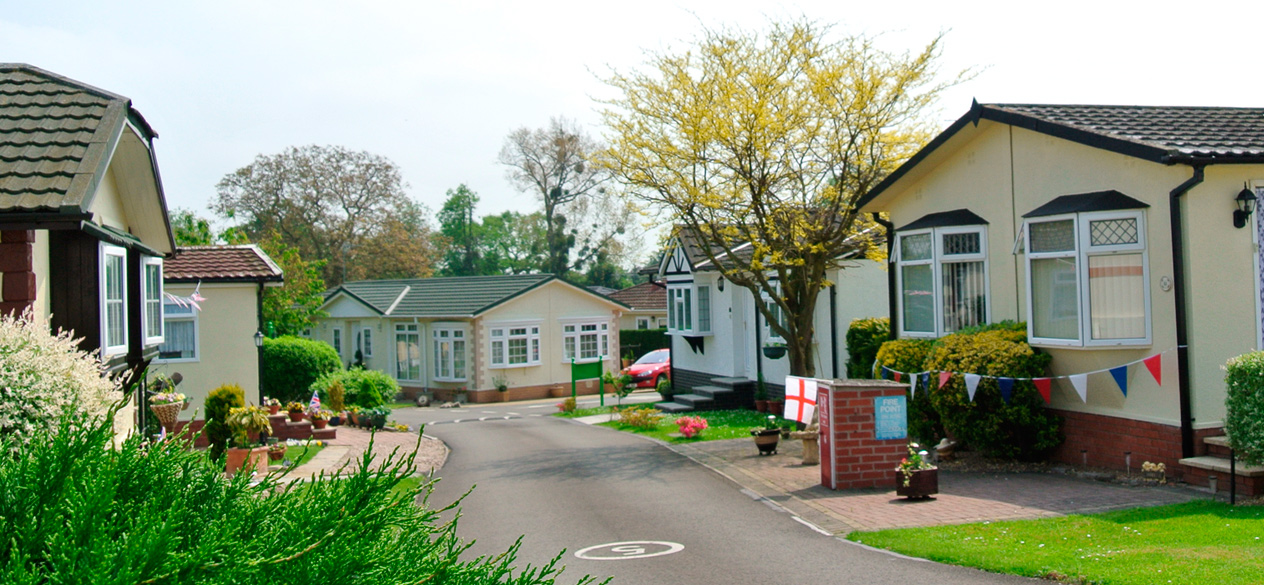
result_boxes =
[0,230,36,317]
[819,379,909,490]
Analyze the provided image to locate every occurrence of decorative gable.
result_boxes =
[660,238,693,277]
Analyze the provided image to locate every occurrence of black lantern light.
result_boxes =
[1234,183,1257,229]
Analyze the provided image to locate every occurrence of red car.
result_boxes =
[623,349,670,389]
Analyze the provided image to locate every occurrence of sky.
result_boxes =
[4,1,1263,261]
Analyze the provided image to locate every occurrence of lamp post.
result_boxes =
[254,330,265,405]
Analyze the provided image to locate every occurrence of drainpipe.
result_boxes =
[1169,165,1204,459]
[256,282,265,406]
[871,213,898,340]
[754,293,763,384]
[829,283,839,379]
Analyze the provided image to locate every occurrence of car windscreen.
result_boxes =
[635,350,669,365]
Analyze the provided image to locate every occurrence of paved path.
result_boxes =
[280,426,448,479]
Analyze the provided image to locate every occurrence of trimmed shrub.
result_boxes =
[0,413,595,584]
[845,317,890,379]
[619,328,669,361]
[204,384,245,460]
[656,376,674,401]
[0,311,117,452]
[1224,351,1264,465]
[325,379,346,412]
[262,336,342,404]
[875,338,939,443]
[950,319,1027,339]
[924,331,1058,460]
[310,369,397,409]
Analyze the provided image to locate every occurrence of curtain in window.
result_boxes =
[1032,257,1079,340]
[159,320,195,359]
[901,264,934,333]
[1088,253,1145,340]
[941,261,986,333]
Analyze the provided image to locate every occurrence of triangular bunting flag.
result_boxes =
[964,374,981,401]
[909,372,917,398]
[1034,378,1052,403]
[879,367,889,380]
[1069,374,1088,403]
[920,373,931,396]
[894,371,902,383]
[938,371,951,389]
[998,377,1015,404]
[1143,354,1162,386]
[1110,365,1129,397]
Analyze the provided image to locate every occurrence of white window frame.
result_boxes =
[141,256,164,346]
[394,323,422,381]
[362,327,373,358]
[489,321,541,368]
[561,319,610,363]
[432,325,468,381]
[1024,210,1151,348]
[895,225,991,338]
[761,282,787,343]
[666,281,712,336]
[636,316,651,330]
[332,327,343,357]
[155,300,198,363]
[100,244,128,357]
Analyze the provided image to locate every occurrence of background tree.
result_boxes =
[171,209,252,247]
[437,184,483,276]
[354,197,442,282]
[480,211,548,274]
[600,20,961,376]
[212,145,437,286]
[258,234,327,336]
[498,117,635,278]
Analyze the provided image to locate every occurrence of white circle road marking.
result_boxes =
[574,541,684,560]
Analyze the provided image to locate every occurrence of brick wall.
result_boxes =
[820,379,908,490]
[0,230,35,317]
[397,379,606,404]
[1050,408,1220,482]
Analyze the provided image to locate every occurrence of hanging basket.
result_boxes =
[149,402,183,433]
[762,346,787,359]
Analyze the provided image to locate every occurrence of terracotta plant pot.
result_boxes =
[770,400,784,417]
[312,418,328,430]
[287,411,304,422]
[755,400,769,413]
[268,448,285,462]
[225,446,271,477]
[895,468,939,499]
[751,428,780,456]
[268,405,280,415]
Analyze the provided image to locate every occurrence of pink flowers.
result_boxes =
[676,416,708,439]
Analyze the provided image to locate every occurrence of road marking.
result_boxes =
[507,412,520,416]
[479,417,490,421]
[792,516,832,536]
[574,541,683,561]
[481,411,497,414]
[527,405,548,409]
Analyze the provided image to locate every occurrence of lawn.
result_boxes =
[847,500,1264,585]
[592,408,793,443]
[284,443,325,467]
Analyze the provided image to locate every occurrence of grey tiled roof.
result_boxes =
[0,64,136,212]
[327,274,625,317]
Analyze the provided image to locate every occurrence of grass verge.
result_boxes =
[846,500,1263,585]
[595,408,793,443]
[284,443,325,467]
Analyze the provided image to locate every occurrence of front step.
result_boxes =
[673,393,714,410]
[692,385,740,409]
[1179,455,1264,477]
[1180,454,1264,497]
[655,401,693,413]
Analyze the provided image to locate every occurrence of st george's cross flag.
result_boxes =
[784,376,820,424]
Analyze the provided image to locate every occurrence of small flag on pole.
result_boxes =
[1110,365,1129,397]
[309,388,322,413]
[964,374,981,401]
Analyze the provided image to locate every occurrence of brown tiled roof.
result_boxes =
[165,245,283,283]
[607,281,666,311]
[0,64,143,212]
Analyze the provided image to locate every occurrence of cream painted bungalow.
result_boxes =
[151,245,283,418]
[656,229,887,411]
[0,64,176,436]
[314,274,628,403]
[859,101,1264,490]
[607,280,667,332]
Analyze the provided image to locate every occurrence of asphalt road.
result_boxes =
[393,396,1035,585]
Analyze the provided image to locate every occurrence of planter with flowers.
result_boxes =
[285,402,306,422]
[762,342,787,360]
[310,410,331,429]
[267,441,286,462]
[225,405,273,476]
[894,442,938,499]
[149,391,188,433]
[264,396,281,415]
[751,415,781,456]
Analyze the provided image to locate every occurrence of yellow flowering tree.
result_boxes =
[600,20,963,376]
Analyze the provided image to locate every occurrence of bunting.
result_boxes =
[1143,354,1162,386]
[1034,378,1052,403]
[1069,374,1088,403]
[998,377,1015,404]
[1109,365,1129,397]
[964,374,981,401]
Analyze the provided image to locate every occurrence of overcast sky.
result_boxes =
[4,1,1263,260]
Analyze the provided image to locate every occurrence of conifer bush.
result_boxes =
[204,383,245,460]
[845,317,889,379]
[1224,350,1264,465]
[0,412,601,584]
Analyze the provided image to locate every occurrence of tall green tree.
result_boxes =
[437,184,483,276]
[171,209,252,247]
[480,211,548,274]
[258,233,327,336]
[600,20,962,376]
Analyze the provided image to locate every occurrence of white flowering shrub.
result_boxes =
[0,310,117,450]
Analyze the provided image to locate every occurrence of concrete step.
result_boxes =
[710,376,752,389]
[692,385,734,399]
[1204,435,1230,448]
[1179,455,1264,477]
[655,401,693,413]
[673,394,714,409]
[312,428,337,440]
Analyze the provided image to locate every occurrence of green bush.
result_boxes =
[924,331,1058,461]
[0,412,599,584]
[656,376,674,401]
[875,338,940,444]
[262,336,342,404]
[1224,351,1264,465]
[950,319,1027,339]
[204,384,245,460]
[845,317,890,379]
[311,369,397,409]
[619,328,669,360]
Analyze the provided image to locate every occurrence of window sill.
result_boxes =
[154,357,199,364]
[668,330,712,337]
[1030,341,1153,350]
[433,377,468,383]
[489,363,539,370]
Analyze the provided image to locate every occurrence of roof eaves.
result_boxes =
[471,275,556,316]
[981,106,1172,165]
[321,287,386,315]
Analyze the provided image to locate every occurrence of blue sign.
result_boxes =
[874,395,907,440]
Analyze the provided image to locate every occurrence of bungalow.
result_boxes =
[0,64,176,435]
[151,245,284,417]
[314,274,628,403]
[606,280,667,332]
[656,229,887,411]
[858,101,1264,491]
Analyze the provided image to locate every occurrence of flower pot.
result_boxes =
[751,428,780,456]
[312,418,328,430]
[329,416,342,426]
[268,405,280,415]
[762,345,786,359]
[226,446,270,477]
[268,448,286,462]
[370,414,386,430]
[287,411,304,423]
[550,386,568,398]
[770,400,784,417]
[895,468,939,499]
[755,400,769,413]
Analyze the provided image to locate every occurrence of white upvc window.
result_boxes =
[362,327,373,358]
[895,226,989,338]
[562,320,609,362]
[761,282,789,342]
[636,316,651,330]
[395,323,421,381]
[490,322,540,368]
[156,300,197,362]
[100,244,128,356]
[433,326,467,381]
[141,256,163,345]
[332,327,343,357]
[667,282,712,335]
[1025,210,1150,347]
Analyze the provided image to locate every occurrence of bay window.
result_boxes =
[1025,209,1149,346]
[433,327,467,380]
[563,320,609,362]
[490,323,540,367]
[142,256,164,345]
[394,324,421,381]
[667,283,711,335]
[896,225,989,337]
[100,245,127,356]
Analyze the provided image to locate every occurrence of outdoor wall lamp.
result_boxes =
[1234,183,1257,229]
[254,330,264,347]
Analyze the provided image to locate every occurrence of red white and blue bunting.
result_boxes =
[875,347,1172,404]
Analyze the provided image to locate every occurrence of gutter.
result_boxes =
[1169,165,1204,459]
[871,213,898,341]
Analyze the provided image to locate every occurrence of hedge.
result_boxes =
[261,336,342,405]
[1224,350,1264,465]
[845,317,890,379]
[874,338,939,443]
[619,328,669,361]
[310,368,397,409]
